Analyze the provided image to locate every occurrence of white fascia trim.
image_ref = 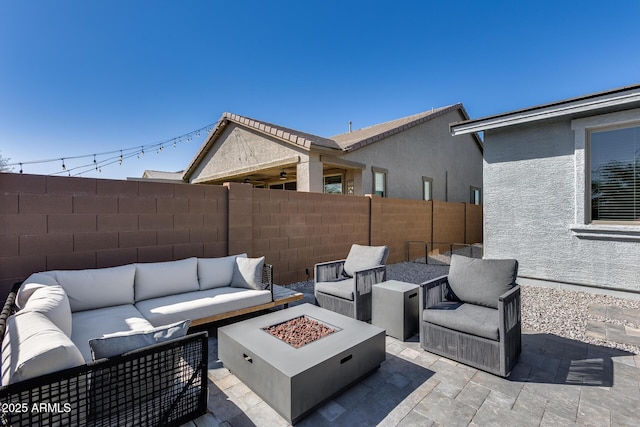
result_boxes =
[451,91,640,135]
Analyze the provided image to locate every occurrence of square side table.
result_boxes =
[372,280,419,341]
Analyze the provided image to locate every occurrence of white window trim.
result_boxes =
[323,173,343,194]
[372,166,388,197]
[571,108,640,241]
[422,176,433,201]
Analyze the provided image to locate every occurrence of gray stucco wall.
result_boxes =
[342,110,483,202]
[484,119,640,292]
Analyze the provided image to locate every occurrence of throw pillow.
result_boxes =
[342,244,389,277]
[89,319,191,360]
[230,256,265,290]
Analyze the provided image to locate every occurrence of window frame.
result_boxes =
[323,173,343,194]
[571,108,640,240]
[470,186,482,205]
[372,166,388,197]
[422,176,433,201]
[587,124,640,225]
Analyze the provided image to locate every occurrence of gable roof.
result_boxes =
[332,104,464,151]
[183,103,481,181]
[451,83,640,135]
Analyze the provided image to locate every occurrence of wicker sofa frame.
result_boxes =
[314,260,387,321]
[419,276,521,377]
[0,284,209,427]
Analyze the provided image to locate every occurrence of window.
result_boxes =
[270,181,297,191]
[423,177,433,201]
[372,167,387,197]
[324,175,343,194]
[571,109,640,241]
[470,186,482,205]
[589,125,639,222]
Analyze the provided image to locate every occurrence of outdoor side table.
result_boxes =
[372,280,419,341]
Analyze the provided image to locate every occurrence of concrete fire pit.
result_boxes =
[218,304,386,424]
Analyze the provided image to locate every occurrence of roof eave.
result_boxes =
[451,85,640,136]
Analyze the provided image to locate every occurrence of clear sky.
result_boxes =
[1,0,639,179]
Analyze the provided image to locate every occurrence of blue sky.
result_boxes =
[1,0,639,179]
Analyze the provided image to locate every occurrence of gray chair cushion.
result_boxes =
[314,278,355,301]
[447,255,518,309]
[342,244,389,277]
[422,302,499,341]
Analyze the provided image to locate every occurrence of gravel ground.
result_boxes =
[287,260,640,354]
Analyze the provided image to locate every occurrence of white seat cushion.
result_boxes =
[198,253,247,290]
[71,305,153,362]
[135,257,199,301]
[54,264,136,312]
[22,285,72,337]
[135,287,272,327]
[2,311,84,385]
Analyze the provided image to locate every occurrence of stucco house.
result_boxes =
[181,104,483,202]
[451,84,640,294]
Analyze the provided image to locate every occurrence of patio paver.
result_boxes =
[186,294,640,426]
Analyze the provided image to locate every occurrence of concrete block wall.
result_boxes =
[249,188,370,285]
[0,173,228,298]
[0,173,482,300]
[370,197,432,264]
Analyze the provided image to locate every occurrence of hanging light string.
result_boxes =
[9,123,215,176]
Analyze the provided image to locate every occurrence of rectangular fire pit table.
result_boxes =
[218,303,386,424]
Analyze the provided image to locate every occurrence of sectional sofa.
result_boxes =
[0,254,273,426]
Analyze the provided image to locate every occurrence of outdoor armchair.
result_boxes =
[419,254,521,377]
[314,244,388,321]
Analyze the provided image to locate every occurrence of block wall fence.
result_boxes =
[0,173,482,300]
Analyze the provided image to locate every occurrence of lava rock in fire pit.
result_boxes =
[263,316,337,348]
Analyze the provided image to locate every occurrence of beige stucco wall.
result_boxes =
[189,124,305,183]
[342,109,483,202]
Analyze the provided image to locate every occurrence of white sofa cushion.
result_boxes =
[89,320,191,360]
[54,264,136,312]
[135,287,272,327]
[1,311,84,385]
[71,304,154,362]
[230,256,265,290]
[16,271,59,309]
[198,253,247,290]
[22,285,72,337]
[135,257,199,302]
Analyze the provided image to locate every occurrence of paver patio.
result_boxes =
[187,294,640,427]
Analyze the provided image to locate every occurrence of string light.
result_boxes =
[8,122,214,177]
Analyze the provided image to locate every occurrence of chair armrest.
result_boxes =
[262,263,273,299]
[0,282,21,342]
[354,265,387,296]
[419,275,448,308]
[314,260,346,282]
[498,284,521,334]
